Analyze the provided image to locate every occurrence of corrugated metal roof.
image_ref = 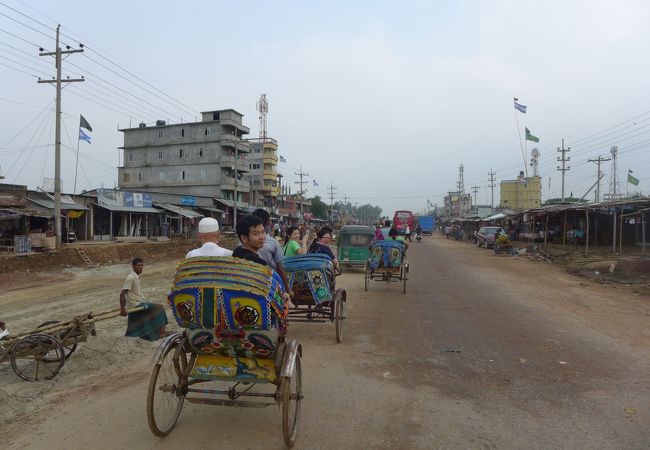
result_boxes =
[95,204,162,213]
[154,203,204,218]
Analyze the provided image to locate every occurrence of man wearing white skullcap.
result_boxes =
[186,217,233,258]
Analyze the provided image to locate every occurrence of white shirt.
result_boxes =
[122,270,145,308]
[186,242,233,258]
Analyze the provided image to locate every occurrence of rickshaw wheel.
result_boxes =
[402,271,407,294]
[38,320,78,360]
[334,290,345,343]
[282,354,302,447]
[364,265,370,291]
[11,334,65,382]
[147,340,186,436]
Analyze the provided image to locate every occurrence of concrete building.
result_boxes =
[118,109,251,204]
[247,137,280,208]
[443,191,472,218]
[500,172,542,211]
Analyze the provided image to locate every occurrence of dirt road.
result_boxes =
[2,236,649,449]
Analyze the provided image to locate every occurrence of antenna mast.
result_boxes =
[530,148,540,177]
[257,93,268,141]
[606,146,621,200]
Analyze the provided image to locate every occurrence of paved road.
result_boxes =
[6,235,650,449]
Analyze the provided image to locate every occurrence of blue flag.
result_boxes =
[79,128,92,144]
[279,155,287,163]
[514,101,527,113]
[313,180,319,187]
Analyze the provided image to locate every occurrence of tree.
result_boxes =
[309,195,329,219]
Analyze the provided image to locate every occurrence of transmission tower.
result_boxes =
[606,146,621,200]
[530,148,540,177]
[488,168,496,212]
[556,139,571,202]
[456,164,465,215]
[257,94,268,141]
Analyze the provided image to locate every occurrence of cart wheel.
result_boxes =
[11,334,65,381]
[38,320,78,360]
[403,272,407,294]
[334,290,345,343]
[147,340,186,436]
[282,353,302,447]
[364,265,369,292]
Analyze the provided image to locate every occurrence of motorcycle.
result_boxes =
[415,232,422,242]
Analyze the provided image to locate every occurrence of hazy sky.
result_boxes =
[1,0,649,215]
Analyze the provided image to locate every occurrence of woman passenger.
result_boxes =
[308,228,340,270]
[283,226,309,256]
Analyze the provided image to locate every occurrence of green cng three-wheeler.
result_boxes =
[337,225,375,270]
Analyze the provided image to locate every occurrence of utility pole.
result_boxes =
[233,143,239,229]
[556,138,571,202]
[327,181,336,223]
[588,155,611,202]
[488,168,496,213]
[294,166,309,223]
[470,185,480,209]
[38,25,84,249]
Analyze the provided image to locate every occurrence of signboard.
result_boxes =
[180,196,196,206]
[97,189,152,207]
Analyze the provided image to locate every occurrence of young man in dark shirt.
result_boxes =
[232,214,267,265]
[233,214,294,307]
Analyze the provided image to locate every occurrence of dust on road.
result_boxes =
[2,235,649,449]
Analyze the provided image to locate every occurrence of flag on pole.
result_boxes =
[79,128,92,144]
[514,101,527,113]
[313,180,319,187]
[627,170,640,186]
[279,155,287,163]
[80,115,92,132]
[525,127,539,142]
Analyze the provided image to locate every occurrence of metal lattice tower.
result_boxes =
[606,146,621,200]
[257,94,268,141]
[530,148,540,177]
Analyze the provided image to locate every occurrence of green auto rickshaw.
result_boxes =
[337,225,375,269]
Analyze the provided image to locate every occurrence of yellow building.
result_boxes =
[500,173,541,210]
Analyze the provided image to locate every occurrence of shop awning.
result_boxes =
[95,204,163,214]
[214,198,234,208]
[198,206,226,214]
[30,198,89,211]
[154,203,204,219]
[0,205,52,219]
[481,213,507,221]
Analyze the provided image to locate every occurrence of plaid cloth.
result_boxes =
[125,302,168,341]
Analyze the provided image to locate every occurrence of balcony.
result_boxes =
[263,154,278,165]
[219,177,250,191]
[220,156,250,171]
[220,135,240,148]
[263,169,277,181]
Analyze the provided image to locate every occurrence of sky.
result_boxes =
[1,0,650,216]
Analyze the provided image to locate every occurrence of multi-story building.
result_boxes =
[500,172,542,210]
[118,109,251,204]
[247,138,279,208]
[443,191,472,218]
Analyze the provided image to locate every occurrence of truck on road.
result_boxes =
[416,215,436,235]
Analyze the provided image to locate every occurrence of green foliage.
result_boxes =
[310,195,329,219]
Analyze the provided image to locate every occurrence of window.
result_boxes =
[128,153,133,162]
[180,128,185,138]
[252,163,261,170]
[254,148,261,153]
[253,180,261,186]
[196,147,203,157]
[179,149,184,158]
[181,170,186,180]
[123,173,130,182]
[204,128,210,136]
[158,151,164,160]
[159,172,165,181]
[200,169,206,180]
[158,131,163,139]
[138,172,143,182]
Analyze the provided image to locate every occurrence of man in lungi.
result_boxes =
[119,257,168,341]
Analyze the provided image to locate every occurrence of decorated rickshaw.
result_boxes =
[364,240,408,293]
[283,254,346,343]
[147,257,302,447]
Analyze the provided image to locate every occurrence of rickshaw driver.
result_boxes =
[0,319,8,339]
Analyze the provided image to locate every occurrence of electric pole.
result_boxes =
[327,181,336,223]
[38,25,84,249]
[488,168,496,213]
[294,166,309,223]
[588,155,611,202]
[556,138,571,202]
[471,185,480,209]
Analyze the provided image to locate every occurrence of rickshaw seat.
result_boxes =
[168,257,288,382]
[368,240,404,270]
[284,254,335,304]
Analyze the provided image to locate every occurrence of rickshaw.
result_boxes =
[148,257,302,447]
[364,240,408,293]
[284,254,346,343]
[337,225,375,270]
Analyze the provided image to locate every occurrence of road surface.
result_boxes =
[2,235,649,449]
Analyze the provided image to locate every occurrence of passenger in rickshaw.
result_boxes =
[388,227,409,251]
[307,227,340,271]
[373,225,384,241]
[283,225,310,256]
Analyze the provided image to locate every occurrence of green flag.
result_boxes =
[525,127,539,142]
[627,171,639,186]
[80,115,92,132]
